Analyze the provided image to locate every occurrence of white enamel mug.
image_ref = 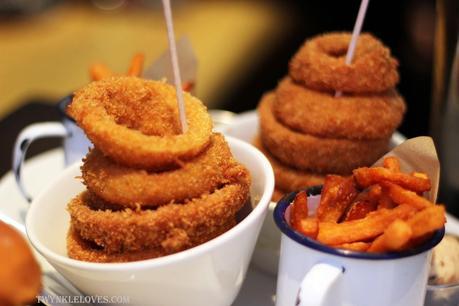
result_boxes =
[12,95,91,202]
[26,136,275,306]
[274,187,445,306]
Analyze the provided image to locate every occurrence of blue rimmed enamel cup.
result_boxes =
[274,187,444,306]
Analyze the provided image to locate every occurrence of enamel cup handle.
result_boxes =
[296,263,344,306]
[12,122,68,202]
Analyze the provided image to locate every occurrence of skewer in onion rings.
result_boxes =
[274,78,406,140]
[289,32,399,93]
[82,133,243,208]
[67,77,213,170]
[68,177,250,254]
[67,218,236,263]
[253,135,324,193]
[258,93,390,174]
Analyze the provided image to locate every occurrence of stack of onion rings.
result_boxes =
[255,32,406,200]
[66,77,251,262]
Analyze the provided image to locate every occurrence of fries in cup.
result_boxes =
[289,156,446,253]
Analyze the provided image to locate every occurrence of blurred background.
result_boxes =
[1,0,455,207]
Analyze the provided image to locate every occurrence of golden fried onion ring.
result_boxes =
[67,77,213,169]
[68,177,250,254]
[289,33,399,93]
[67,218,236,263]
[253,135,324,193]
[258,93,390,174]
[82,133,244,208]
[274,78,406,140]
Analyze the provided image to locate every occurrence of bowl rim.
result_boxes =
[426,282,459,290]
[274,186,445,260]
[26,136,275,271]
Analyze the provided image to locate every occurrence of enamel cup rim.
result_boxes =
[26,136,275,271]
[274,186,445,260]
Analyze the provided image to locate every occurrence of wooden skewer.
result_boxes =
[162,0,188,133]
[335,0,370,97]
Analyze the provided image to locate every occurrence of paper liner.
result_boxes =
[373,136,440,202]
[143,36,197,94]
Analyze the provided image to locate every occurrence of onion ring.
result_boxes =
[258,92,390,174]
[274,78,406,140]
[272,188,285,202]
[67,219,236,263]
[289,32,399,93]
[68,177,250,254]
[82,133,243,208]
[67,76,213,169]
[253,135,324,193]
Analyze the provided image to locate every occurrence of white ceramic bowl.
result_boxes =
[26,136,274,306]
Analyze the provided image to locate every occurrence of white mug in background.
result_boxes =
[274,187,445,306]
[12,95,91,202]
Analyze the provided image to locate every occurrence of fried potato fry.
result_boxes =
[127,53,145,77]
[412,172,428,180]
[367,184,383,200]
[383,156,400,172]
[407,205,446,239]
[291,191,309,229]
[297,218,319,239]
[317,204,416,245]
[353,167,431,193]
[182,81,195,92]
[342,185,380,221]
[380,181,432,210]
[335,242,370,252]
[90,63,114,81]
[291,191,319,238]
[377,192,396,209]
[342,200,377,221]
[317,176,358,222]
[368,219,412,253]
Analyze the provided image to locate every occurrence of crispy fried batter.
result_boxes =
[82,134,243,208]
[68,175,250,254]
[272,188,286,202]
[258,93,390,174]
[67,77,213,170]
[274,78,406,140]
[67,219,236,263]
[289,32,399,93]
[253,135,324,193]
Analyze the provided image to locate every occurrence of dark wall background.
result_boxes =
[220,0,435,139]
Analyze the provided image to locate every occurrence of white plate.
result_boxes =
[220,110,459,275]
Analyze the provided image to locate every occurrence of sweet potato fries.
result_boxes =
[289,156,446,253]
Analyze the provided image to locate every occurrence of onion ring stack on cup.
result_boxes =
[255,32,406,201]
[66,76,251,262]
